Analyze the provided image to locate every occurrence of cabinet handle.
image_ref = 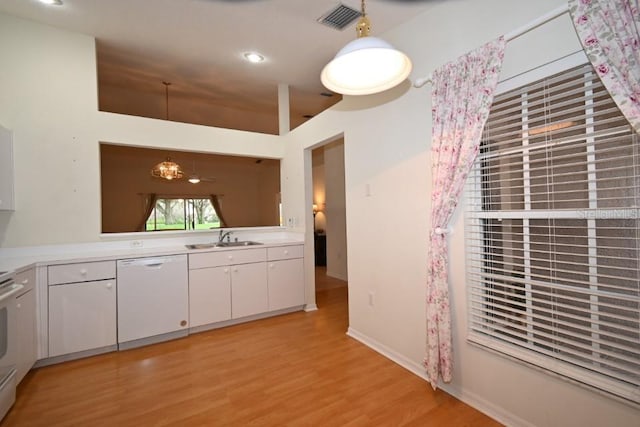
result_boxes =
[233,267,238,273]
[180,320,187,327]
[269,263,275,269]
[224,268,229,274]
[284,250,289,255]
[106,282,113,289]
[21,279,29,285]
[16,303,21,309]
[80,268,88,275]
[228,255,233,260]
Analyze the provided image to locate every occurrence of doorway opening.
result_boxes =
[308,137,348,304]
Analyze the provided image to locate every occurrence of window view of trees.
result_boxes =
[146,198,220,231]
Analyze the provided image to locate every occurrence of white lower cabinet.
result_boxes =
[38,243,304,362]
[15,268,37,384]
[189,248,269,323]
[268,258,304,311]
[189,266,232,327]
[230,262,268,319]
[48,279,117,357]
[267,245,305,311]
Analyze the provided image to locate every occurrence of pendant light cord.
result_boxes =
[162,81,171,120]
[361,0,366,16]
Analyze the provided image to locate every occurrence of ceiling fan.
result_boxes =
[187,161,216,184]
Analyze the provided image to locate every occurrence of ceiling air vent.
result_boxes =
[317,3,362,30]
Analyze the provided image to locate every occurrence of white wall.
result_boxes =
[324,140,347,281]
[281,0,640,425]
[0,13,283,248]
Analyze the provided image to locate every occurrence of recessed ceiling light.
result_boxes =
[39,0,63,5]
[243,52,265,63]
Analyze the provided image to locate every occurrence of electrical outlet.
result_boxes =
[130,240,143,248]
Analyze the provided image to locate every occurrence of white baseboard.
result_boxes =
[345,327,533,427]
[304,303,318,312]
[326,270,348,282]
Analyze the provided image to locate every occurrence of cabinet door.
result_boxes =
[0,126,14,211]
[189,267,231,327]
[268,258,305,311]
[49,280,117,357]
[231,262,268,319]
[16,289,36,384]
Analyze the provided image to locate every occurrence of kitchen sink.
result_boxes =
[216,241,263,247]
[185,243,221,250]
[185,241,263,250]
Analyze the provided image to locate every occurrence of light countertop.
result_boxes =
[0,231,304,274]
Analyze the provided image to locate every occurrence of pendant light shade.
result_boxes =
[321,0,412,96]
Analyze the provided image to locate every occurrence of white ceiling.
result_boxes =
[0,0,436,134]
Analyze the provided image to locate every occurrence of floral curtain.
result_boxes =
[569,0,640,133]
[425,37,506,389]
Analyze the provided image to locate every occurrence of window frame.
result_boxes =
[464,50,640,406]
[145,196,221,232]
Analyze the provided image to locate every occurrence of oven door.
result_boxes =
[0,281,23,421]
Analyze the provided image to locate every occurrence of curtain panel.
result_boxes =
[569,0,640,133]
[425,37,506,389]
[210,194,228,228]
[138,193,158,231]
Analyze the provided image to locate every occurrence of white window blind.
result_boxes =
[465,59,640,405]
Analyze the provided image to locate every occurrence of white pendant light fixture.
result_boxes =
[321,0,412,96]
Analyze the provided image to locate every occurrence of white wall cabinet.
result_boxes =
[267,245,304,311]
[0,125,15,211]
[15,268,36,384]
[189,266,231,327]
[48,279,117,357]
[48,261,117,358]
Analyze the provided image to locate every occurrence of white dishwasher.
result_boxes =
[117,254,189,349]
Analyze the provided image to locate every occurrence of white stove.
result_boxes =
[0,270,21,421]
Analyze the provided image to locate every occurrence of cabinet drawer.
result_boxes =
[267,245,303,261]
[48,260,116,285]
[189,248,267,270]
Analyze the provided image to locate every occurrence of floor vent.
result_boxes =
[317,4,362,30]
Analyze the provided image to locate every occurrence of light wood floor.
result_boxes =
[314,266,347,292]
[3,272,501,426]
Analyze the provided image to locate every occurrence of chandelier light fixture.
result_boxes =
[151,157,184,180]
[320,0,412,96]
[150,82,183,180]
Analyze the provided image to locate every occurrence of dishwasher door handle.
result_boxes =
[143,262,164,268]
[119,258,174,268]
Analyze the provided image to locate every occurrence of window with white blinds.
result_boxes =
[465,56,640,405]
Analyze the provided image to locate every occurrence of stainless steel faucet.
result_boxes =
[218,229,232,243]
